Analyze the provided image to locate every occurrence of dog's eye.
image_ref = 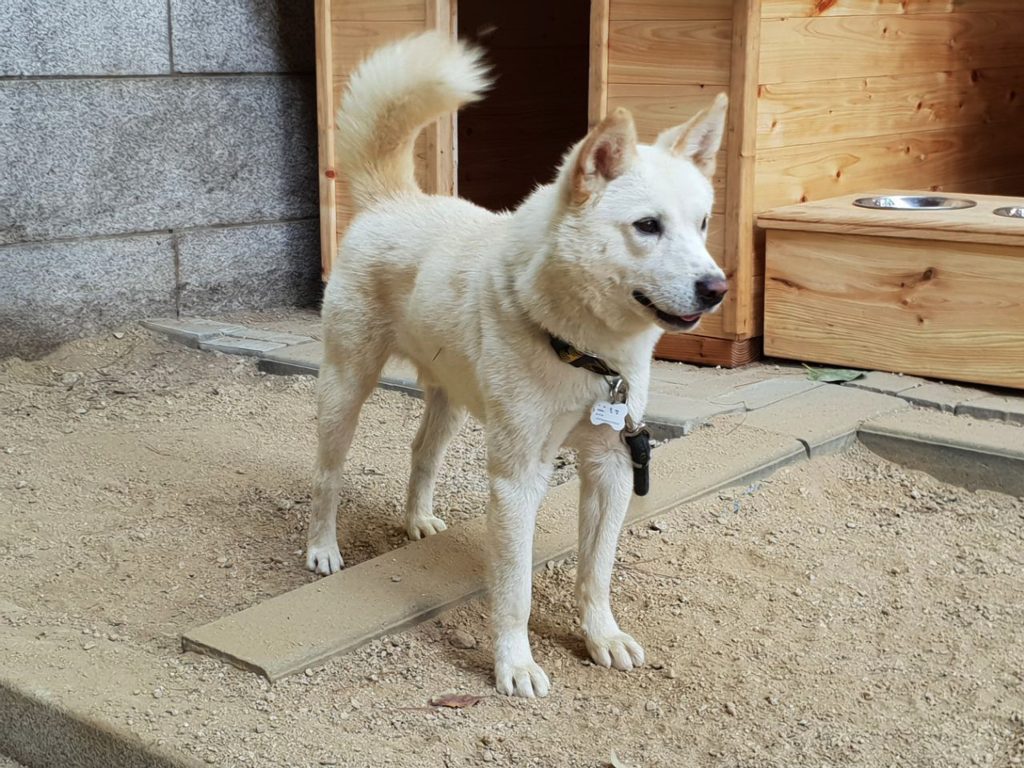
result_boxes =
[633,218,662,236]
[700,216,709,233]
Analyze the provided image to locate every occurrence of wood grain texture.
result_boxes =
[764,229,1024,388]
[654,335,761,366]
[425,0,455,197]
[589,0,609,128]
[608,20,732,85]
[753,122,1024,212]
[722,0,760,338]
[757,67,1024,151]
[330,0,424,21]
[316,0,338,278]
[604,89,729,207]
[762,0,1021,17]
[758,191,1024,247]
[611,0,733,20]
[760,12,1024,85]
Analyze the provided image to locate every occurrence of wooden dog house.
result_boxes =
[315,0,1024,367]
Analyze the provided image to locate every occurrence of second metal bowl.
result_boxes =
[993,206,1024,219]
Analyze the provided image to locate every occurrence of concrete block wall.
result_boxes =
[0,0,321,358]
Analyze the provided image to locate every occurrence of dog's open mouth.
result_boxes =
[633,291,702,330]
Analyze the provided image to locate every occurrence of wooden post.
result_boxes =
[315,0,338,280]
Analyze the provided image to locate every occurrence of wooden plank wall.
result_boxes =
[606,0,735,341]
[321,0,453,276]
[756,1,1024,213]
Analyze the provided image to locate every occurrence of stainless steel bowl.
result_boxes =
[993,206,1024,219]
[852,195,977,211]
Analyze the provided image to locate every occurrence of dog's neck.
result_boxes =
[506,186,662,384]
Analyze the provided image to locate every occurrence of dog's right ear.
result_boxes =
[570,108,638,205]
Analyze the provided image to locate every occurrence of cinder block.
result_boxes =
[170,0,314,74]
[0,77,316,245]
[0,0,169,76]
[177,221,321,315]
[0,236,176,359]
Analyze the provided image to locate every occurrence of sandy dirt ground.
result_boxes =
[1,323,1023,768]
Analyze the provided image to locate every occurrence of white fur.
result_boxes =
[306,31,728,698]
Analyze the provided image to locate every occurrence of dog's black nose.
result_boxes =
[696,277,728,306]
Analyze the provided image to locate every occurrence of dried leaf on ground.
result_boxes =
[803,364,865,383]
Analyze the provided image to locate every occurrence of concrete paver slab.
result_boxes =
[709,377,823,411]
[198,336,286,356]
[743,385,908,457]
[182,424,806,680]
[843,370,927,396]
[257,340,322,376]
[957,395,1024,426]
[900,381,990,413]
[140,318,249,348]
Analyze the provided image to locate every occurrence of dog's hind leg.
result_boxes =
[306,339,388,575]
[570,423,645,671]
[405,386,466,540]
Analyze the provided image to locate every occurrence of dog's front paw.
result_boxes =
[306,541,343,575]
[585,631,645,671]
[406,514,447,541]
[495,658,550,698]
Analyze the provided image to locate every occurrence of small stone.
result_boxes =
[275,499,294,511]
[665,668,677,679]
[304,668,314,677]
[152,688,164,699]
[649,520,668,532]
[390,575,402,583]
[846,522,858,529]
[216,557,227,566]
[319,760,338,766]
[724,702,737,716]
[645,700,659,712]
[113,331,125,340]
[817,526,826,534]
[766,695,779,706]
[449,630,477,649]
[861,691,874,700]
[255,724,266,734]
[60,371,82,386]
[15,480,27,490]
[482,750,495,762]
[82,642,96,650]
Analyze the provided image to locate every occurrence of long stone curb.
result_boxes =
[859,409,1024,497]
[0,618,201,768]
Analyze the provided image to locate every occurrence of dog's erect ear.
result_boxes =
[655,92,728,178]
[571,108,638,205]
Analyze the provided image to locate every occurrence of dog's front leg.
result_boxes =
[486,441,552,698]
[572,424,645,671]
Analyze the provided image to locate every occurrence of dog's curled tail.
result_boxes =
[336,31,490,208]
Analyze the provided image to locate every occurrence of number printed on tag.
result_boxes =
[590,401,627,431]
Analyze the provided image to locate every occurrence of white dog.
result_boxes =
[306,31,728,698]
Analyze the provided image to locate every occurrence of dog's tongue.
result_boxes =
[679,313,701,323]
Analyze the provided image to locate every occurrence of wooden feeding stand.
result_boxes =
[760,192,1024,390]
[315,0,1024,367]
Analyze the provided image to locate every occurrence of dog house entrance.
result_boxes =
[456,0,591,212]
